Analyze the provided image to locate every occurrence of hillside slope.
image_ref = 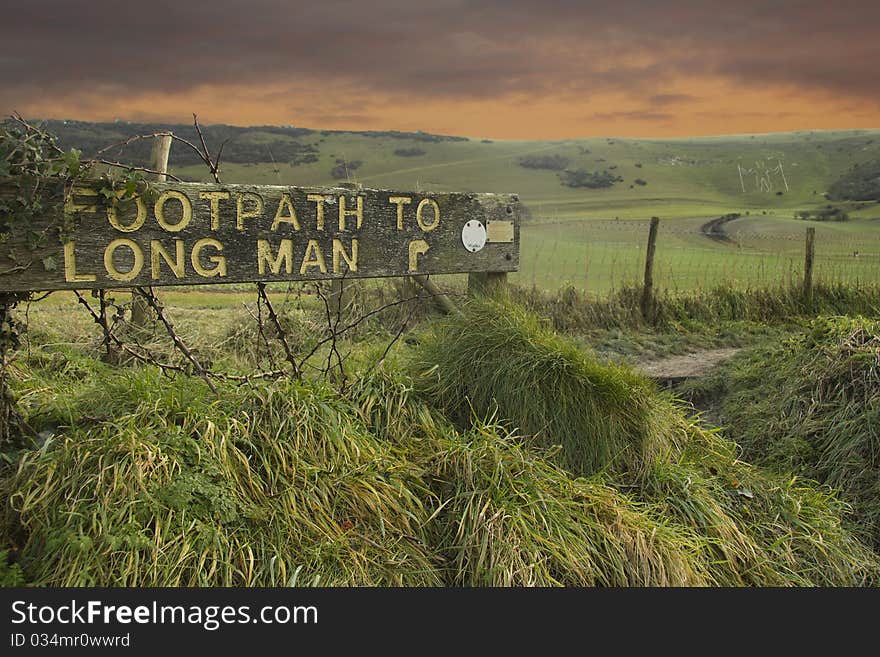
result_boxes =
[39,119,880,220]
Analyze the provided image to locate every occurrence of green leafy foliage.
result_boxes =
[0,548,25,586]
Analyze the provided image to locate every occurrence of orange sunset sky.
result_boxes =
[1,0,877,139]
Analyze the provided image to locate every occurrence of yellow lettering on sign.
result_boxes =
[416,198,440,232]
[155,190,193,232]
[236,192,264,231]
[199,191,230,230]
[332,238,358,274]
[306,194,327,231]
[257,239,293,275]
[408,239,430,272]
[191,238,226,277]
[62,241,96,282]
[300,239,327,274]
[104,238,144,282]
[389,196,411,230]
[338,195,363,231]
[150,239,185,279]
[64,187,97,214]
[107,193,147,232]
[271,194,300,231]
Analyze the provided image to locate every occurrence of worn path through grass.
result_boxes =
[636,347,742,380]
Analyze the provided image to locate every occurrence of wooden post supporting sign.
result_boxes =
[129,133,174,329]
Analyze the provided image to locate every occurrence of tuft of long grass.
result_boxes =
[1,367,442,586]
[350,366,715,586]
[424,420,712,586]
[411,300,880,585]
[411,299,680,478]
[641,426,878,586]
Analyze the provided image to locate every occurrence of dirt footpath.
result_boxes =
[636,347,741,380]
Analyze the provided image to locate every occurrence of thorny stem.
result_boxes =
[256,282,302,380]
[134,287,217,393]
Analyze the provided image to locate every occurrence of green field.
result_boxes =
[166,127,880,293]
[517,213,880,291]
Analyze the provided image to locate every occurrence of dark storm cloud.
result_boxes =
[1,0,878,109]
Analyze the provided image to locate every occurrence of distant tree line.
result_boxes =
[34,120,468,169]
[321,129,468,143]
[40,119,319,168]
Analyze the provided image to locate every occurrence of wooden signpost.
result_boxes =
[0,180,520,292]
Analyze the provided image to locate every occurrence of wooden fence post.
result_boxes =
[803,226,815,303]
[129,133,173,329]
[641,216,660,321]
[468,271,507,297]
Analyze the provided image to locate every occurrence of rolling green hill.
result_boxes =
[40,119,880,218]
[35,119,880,291]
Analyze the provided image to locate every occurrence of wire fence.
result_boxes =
[511,217,880,294]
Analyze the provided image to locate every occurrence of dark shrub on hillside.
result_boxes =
[290,153,319,166]
[331,158,363,179]
[558,169,623,189]
[796,206,849,222]
[634,178,648,186]
[393,147,426,157]
[519,155,570,171]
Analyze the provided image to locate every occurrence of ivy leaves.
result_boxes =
[1,118,152,255]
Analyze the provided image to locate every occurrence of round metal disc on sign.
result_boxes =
[461,220,487,252]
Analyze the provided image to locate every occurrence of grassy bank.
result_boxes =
[512,280,880,332]
[2,299,877,586]
[682,316,880,549]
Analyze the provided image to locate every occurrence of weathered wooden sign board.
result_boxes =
[0,180,520,292]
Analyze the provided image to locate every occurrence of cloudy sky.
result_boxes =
[1,0,877,138]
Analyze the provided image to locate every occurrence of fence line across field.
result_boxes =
[514,217,880,296]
